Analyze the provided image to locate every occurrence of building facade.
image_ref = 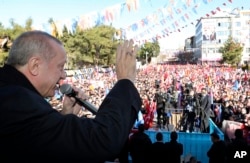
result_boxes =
[194,9,250,64]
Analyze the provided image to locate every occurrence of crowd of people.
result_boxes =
[207,129,249,163]
[46,62,250,162]
[50,63,250,141]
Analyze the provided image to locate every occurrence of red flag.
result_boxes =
[244,73,248,81]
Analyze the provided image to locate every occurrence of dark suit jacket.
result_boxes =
[226,138,250,163]
[148,141,167,162]
[207,140,226,163]
[129,132,152,163]
[165,140,183,163]
[200,94,211,115]
[200,94,212,131]
[0,64,141,163]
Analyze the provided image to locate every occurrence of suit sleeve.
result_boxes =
[66,79,142,160]
[0,79,141,162]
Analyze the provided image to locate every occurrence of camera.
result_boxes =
[155,80,161,89]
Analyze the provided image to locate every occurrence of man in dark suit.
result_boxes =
[148,132,167,162]
[0,31,141,162]
[226,129,250,163]
[129,124,152,163]
[165,131,183,163]
[183,89,199,133]
[207,132,226,163]
[199,87,212,133]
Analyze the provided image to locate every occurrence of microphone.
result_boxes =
[59,84,98,115]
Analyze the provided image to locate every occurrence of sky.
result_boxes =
[0,0,249,50]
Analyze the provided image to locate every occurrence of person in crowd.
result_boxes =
[182,89,199,133]
[58,63,250,135]
[0,31,141,162]
[165,131,183,163]
[221,100,234,122]
[154,82,167,129]
[117,138,130,163]
[207,132,226,163]
[199,87,212,133]
[141,94,155,130]
[187,156,201,163]
[148,132,167,162]
[133,109,144,128]
[226,129,250,163]
[129,124,152,163]
[244,116,250,145]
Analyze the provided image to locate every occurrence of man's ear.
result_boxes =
[28,57,41,76]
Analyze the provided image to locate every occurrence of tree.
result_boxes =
[219,36,243,65]
[0,18,31,65]
[48,18,58,38]
[138,41,160,64]
[8,19,26,39]
[0,18,119,68]
[59,27,92,69]
[24,17,33,31]
[0,52,8,66]
[83,25,117,65]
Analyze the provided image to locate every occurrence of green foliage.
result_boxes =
[8,18,29,40]
[138,41,160,64]
[0,52,8,67]
[58,25,118,68]
[0,18,120,68]
[83,25,118,66]
[219,36,243,65]
[59,28,92,69]
[24,17,33,31]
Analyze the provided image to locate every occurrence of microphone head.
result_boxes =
[59,84,73,95]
